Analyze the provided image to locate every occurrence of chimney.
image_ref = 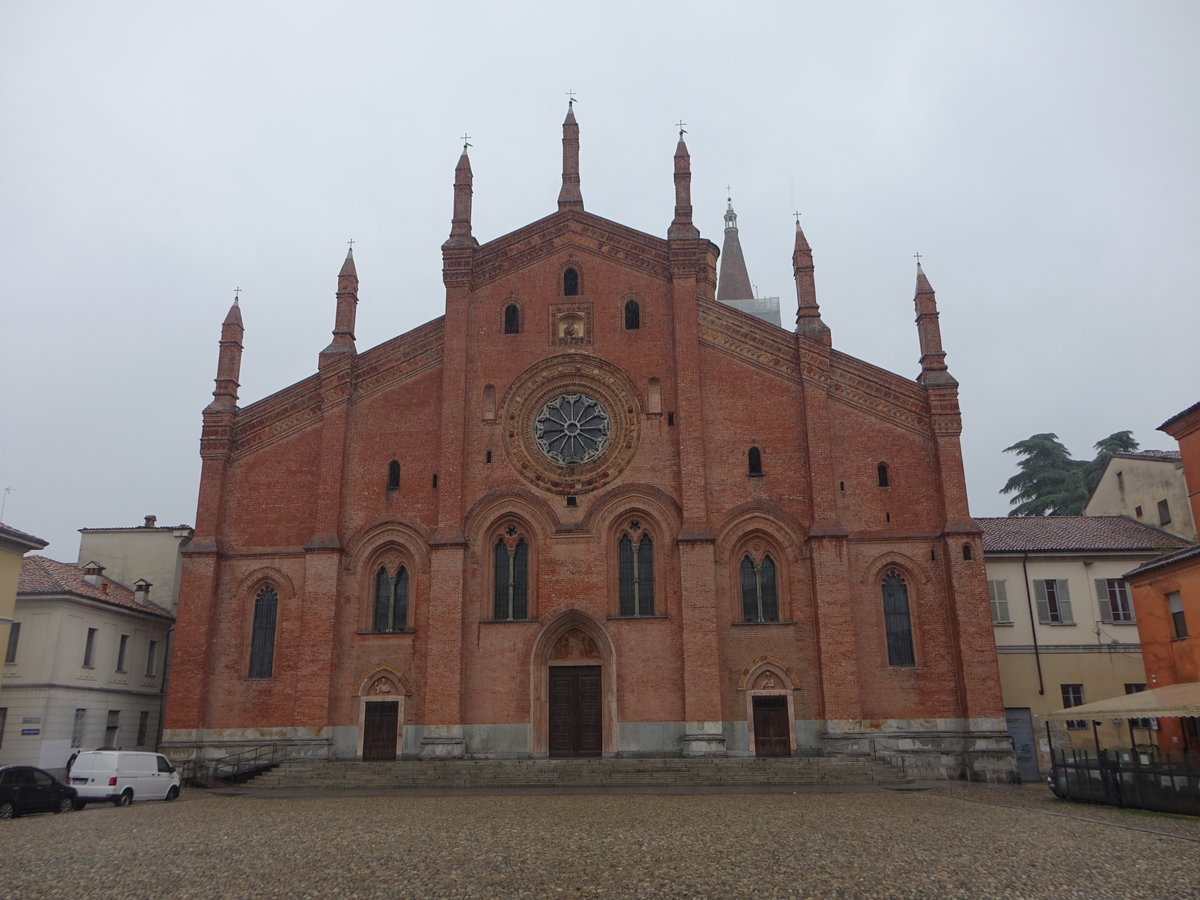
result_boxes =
[82,561,105,588]
[134,579,152,605]
[143,515,157,528]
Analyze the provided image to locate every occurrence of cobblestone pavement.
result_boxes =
[3,783,1197,899]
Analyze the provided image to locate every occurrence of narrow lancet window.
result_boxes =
[748,447,763,477]
[387,460,401,490]
[740,554,779,623]
[563,267,579,296]
[882,570,915,666]
[493,536,529,620]
[624,299,640,330]
[373,566,409,632]
[503,304,520,334]
[248,586,278,678]
[877,463,890,487]
[618,532,655,616]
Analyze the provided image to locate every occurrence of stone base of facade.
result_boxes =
[163,718,1017,781]
[822,717,1017,782]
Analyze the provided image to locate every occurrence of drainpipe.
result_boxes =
[1022,553,1044,696]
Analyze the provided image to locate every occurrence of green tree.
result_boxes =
[1000,430,1139,516]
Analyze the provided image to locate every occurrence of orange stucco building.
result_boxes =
[1126,400,1200,755]
[163,108,1013,779]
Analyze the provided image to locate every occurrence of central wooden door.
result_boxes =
[362,701,399,761]
[752,695,790,757]
[549,665,602,757]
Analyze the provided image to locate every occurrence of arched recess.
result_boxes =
[739,657,798,757]
[859,551,930,670]
[346,520,432,632]
[715,507,806,625]
[355,667,413,761]
[528,610,617,758]
[234,566,297,682]
[584,484,681,617]
[465,490,558,621]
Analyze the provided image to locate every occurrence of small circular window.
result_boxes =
[534,393,610,464]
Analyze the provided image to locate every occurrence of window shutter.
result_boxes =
[989,580,1010,623]
[1034,580,1050,624]
[1095,579,1113,624]
[1057,580,1074,625]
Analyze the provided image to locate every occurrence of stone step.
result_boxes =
[243,756,906,791]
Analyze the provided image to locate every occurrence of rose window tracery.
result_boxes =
[534,393,610,465]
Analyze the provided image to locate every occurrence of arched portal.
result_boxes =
[356,669,411,761]
[529,611,617,758]
[740,659,797,757]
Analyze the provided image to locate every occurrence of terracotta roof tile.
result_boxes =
[977,516,1190,554]
[18,556,173,618]
[1111,450,1181,462]
[1126,542,1200,578]
[0,523,48,550]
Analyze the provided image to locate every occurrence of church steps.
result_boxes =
[241,757,906,791]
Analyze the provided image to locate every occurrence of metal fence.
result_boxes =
[1049,748,1200,816]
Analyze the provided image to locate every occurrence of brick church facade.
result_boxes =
[164,107,1014,779]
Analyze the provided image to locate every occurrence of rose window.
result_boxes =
[534,393,610,465]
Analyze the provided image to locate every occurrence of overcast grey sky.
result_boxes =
[2,1,1197,558]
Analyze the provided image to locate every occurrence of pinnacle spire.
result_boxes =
[323,244,359,360]
[668,131,698,239]
[557,104,583,211]
[913,260,954,385]
[793,216,829,344]
[207,294,244,412]
[444,144,476,248]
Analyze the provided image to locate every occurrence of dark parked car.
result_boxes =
[0,765,79,818]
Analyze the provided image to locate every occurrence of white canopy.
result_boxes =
[1046,681,1200,720]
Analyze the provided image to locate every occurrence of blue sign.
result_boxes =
[20,728,40,736]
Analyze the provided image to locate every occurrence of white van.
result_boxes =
[70,751,181,806]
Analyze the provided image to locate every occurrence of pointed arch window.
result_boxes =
[493,535,529,620]
[624,299,640,330]
[748,446,763,477]
[248,585,278,678]
[882,570,915,666]
[618,531,654,616]
[740,554,778,623]
[373,566,409,632]
[563,267,579,296]
[503,304,521,335]
[877,463,890,487]
[387,460,401,491]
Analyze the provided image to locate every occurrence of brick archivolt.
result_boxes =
[462,489,559,545]
[233,565,296,601]
[738,657,798,692]
[859,549,932,587]
[355,666,413,697]
[345,520,433,576]
[714,505,806,565]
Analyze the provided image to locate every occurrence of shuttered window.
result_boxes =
[988,580,1011,624]
[882,570,916,666]
[1169,591,1188,638]
[1034,579,1074,625]
[248,586,278,678]
[4,622,19,663]
[1095,578,1134,624]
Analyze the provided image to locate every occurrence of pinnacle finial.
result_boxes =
[460,133,472,150]
[676,119,687,139]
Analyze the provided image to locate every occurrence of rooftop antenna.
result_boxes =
[0,485,14,522]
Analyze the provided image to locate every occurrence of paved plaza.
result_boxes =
[3,783,1197,899]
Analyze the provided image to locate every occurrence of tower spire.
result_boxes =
[914,261,955,385]
[715,193,752,300]
[444,143,476,248]
[206,294,243,412]
[557,104,583,211]
[793,216,829,344]
[321,245,358,359]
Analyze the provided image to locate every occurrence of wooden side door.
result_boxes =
[362,701,399,761]
[549,666,602,758]
[753,695,791,758]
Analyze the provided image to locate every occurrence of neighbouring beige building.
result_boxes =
[1085,451,1196,541]
[0,523,48,697]
[980,516,1188,779]
[77,516,194,615]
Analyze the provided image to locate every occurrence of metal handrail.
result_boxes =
[212,744,288,781]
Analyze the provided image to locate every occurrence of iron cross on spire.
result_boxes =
[347,239,355,250]
[676,120,687,137]
[460,133,472,149]
[233,286,241,300]
[794,210,802,223]
[913,251,923,265]
[565,90,577,107]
